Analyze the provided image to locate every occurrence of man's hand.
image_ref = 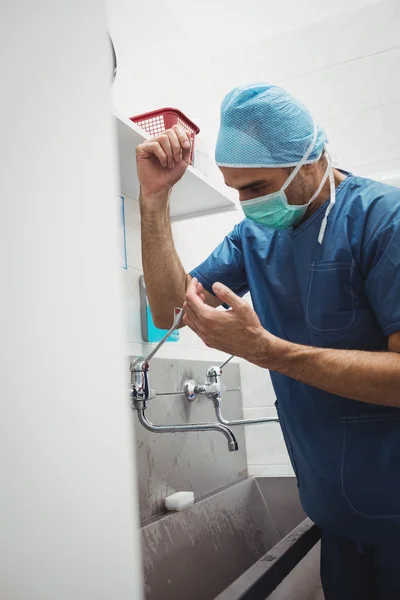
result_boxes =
[136,124,192,204]
[183,278,279,363]
[184,280,400,408]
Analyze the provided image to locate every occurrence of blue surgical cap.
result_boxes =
[215,83,328,168]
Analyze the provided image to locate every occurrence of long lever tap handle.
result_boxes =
[144,307,183,364]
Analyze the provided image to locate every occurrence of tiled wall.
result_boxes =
[210,0,400,178]
[240,362,294,477]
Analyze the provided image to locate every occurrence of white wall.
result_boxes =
[0,1,143,598]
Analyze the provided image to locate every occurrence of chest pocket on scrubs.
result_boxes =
[306,260,356,331]
[341,412,400,518]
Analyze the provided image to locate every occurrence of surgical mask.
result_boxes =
[241,121,334,237]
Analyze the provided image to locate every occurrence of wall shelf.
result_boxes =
[114,111,237,221]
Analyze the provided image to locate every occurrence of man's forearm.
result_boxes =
[259,335,400,407]
[140,191,187,329]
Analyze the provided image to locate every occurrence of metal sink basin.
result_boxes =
[140,477,321,600]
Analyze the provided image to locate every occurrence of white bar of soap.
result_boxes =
[165,491,194,512]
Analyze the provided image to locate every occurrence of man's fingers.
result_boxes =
[185,290,213,317]
[165,129,183,165]
[187,277,205,299]
[186,276,199,296]
[184,292,203,317]
[183,300,198,323]
[172,124,191,150]
[212,282,244,310]
[172,124,192,162]
[136,141,168,168]
[195,281,205,301]
[157,134,175,169]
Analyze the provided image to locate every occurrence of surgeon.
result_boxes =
[136,83,400,599]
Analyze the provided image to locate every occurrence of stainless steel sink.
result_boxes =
[140,477,321,600]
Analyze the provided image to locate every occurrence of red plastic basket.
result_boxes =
[130,108,200,165]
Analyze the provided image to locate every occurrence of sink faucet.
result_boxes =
[130,308,238,452]
[130,307,183,407]
[184,357,279,427]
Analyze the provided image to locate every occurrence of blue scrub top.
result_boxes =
[191,172,400,543]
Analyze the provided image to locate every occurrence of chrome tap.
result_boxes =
[184,357,279,427]
[136,410,238,452]
[130,307,183,408]
[184,363,226,402]
[212,395,278,427]
[130,308,238,452]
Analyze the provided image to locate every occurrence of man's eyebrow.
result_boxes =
[224,179,268,191]
[237,180,268,191]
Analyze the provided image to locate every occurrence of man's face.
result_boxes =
[219,165,318,207]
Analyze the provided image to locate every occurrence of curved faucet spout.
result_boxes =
[213,398,279,427]
[136,409,238,452]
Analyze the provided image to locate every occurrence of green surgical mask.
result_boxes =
[241,120,332,232]
[241,158,331,230]
[241,190,308,230]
